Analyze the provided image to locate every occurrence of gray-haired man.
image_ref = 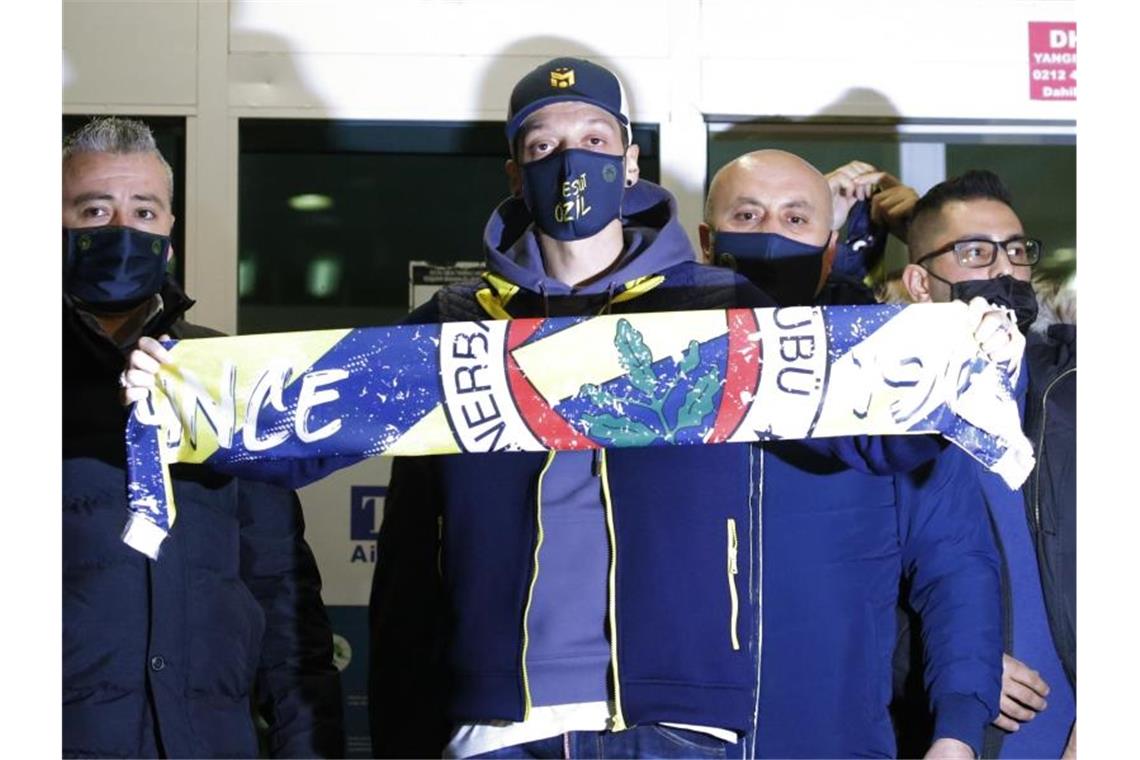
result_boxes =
[62,116,344,757]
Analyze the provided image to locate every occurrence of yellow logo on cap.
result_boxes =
[550,67,575,88]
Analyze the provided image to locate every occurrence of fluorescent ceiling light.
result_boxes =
[289,193,333,212]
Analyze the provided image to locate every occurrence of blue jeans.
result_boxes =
[470,724,730,759]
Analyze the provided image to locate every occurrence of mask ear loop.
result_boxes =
[922,264,956,290]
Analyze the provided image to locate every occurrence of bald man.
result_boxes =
[700,149,918,306]
[700,150,837,306]
[698,150,1004,759]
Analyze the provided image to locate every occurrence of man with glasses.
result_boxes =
[900,169,1076,758]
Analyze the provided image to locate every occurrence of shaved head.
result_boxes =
[704,149,833,235]
[698,149,838,304]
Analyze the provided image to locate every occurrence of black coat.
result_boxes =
[63,282,344,758]
[1022,323,1076,688]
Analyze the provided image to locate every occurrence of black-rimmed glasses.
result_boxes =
[916,236,1042,269]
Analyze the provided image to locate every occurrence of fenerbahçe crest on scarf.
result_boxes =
[125,303,1034,559]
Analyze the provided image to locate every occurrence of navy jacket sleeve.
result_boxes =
[237,478,346,758]
[212,455,366,490]
[800,434,946,476]
[898,445,1002,756]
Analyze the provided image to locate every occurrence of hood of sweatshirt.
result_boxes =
[481,179,696,297]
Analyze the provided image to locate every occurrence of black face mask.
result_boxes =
[712,231,828,307]
[930,272,1039,333]
[63,225,170,312]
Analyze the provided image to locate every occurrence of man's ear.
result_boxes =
[505,158,523,198]
[815,230,838,296]
[902,263,934,303]
[698,222,714,264]
[166,242,176,264]
[623,144,641,187]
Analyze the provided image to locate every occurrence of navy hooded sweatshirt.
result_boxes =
[474,179,755,708]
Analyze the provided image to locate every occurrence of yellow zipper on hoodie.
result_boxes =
[598,449,628,730]
[519,449,629,728]
[519,450,555,720]
[474,271,666,728]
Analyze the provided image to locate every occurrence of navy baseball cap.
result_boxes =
[506,57,631,150]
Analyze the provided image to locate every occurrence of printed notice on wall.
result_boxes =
[1029,22,1076,100]
[409,260,484,311]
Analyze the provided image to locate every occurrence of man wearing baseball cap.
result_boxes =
[120,54,774,757]
[367,56,776,758]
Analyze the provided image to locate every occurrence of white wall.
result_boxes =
[64,0,1077,333]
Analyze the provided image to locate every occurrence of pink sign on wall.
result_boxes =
[1029,22,1076,101]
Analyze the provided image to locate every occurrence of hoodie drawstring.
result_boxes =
[539,282,551,319]
[601,282,617,316]
[592,282,618,477]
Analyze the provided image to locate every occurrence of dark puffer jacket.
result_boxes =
[63,281,344,758]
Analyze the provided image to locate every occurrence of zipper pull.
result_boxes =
[592,448,602,477]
